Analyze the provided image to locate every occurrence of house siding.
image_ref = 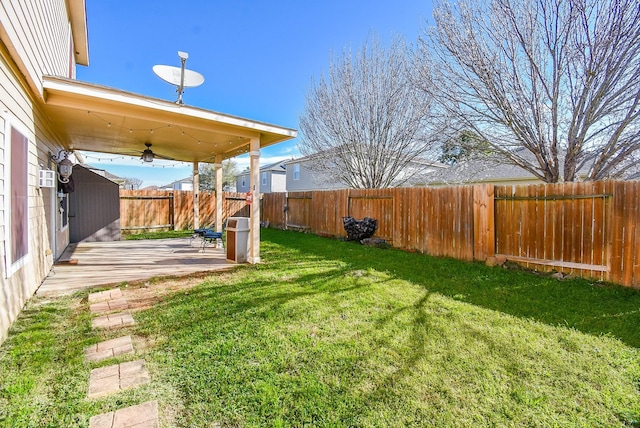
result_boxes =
[271,172,286,192]
[285,160,345,191]
[0,0,77,344]
[0,0,74,93]
[237,174,250,193]
[238,162,288,194]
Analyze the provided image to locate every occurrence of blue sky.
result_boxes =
[77,0,434,187]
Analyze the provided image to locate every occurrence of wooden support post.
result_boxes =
[193,161,199,229]
[215,155,223,233]
[249,138,261,264]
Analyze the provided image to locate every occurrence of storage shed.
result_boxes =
[68,164,121,242]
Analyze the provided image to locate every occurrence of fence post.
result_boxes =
[169,193,175,230]
[473,184,495,261]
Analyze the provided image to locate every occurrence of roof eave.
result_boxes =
[67,0,89,66]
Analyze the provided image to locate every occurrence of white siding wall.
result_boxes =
[0,0,76,344]
[0,0,74,94]
[271,171,286,192]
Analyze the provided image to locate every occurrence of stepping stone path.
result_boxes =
[89,288,124,303]
[91,312,135,330]
[85,336,134,362]
[88,359,150,398]
[86,288,159,427]
[89,401,159,428]
[89,298,129,313]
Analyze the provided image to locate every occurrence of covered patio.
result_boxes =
[37,238,234,296]
[42,76,297,264]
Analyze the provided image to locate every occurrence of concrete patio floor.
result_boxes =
[37,238,236,297]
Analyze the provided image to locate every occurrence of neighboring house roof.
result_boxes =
[285,150,445,169]
[77,163,124,184]
[621,163,640,180]
[424,148,609,185]
[159,177,193,188]
[426,156,538,185]
[236,160,287,176]
[285,150,447,188]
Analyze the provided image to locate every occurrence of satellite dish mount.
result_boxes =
[153,51,205,105]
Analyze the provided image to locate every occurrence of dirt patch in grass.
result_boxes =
[120,269,241,312]
[121,274,210,311]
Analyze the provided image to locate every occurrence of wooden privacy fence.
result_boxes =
[261,181,640,288]
[120,190,250,231]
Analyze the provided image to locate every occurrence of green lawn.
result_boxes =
[1,229,640,426]
[123,229,194,240]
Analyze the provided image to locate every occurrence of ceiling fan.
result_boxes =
[141,143,154,163]
[136,143,175,163]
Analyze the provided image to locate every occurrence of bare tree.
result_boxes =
[299,35,439,188]
[122,177,143,190]
[199,159,239,192]
[416,0,640,182]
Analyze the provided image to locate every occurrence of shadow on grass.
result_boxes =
[262,229,640,349]
[128,229,640,425]
[137,263,370,340]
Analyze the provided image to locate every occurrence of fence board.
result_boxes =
[348,189,394,241]
[224,192,250,220]
[493,181,626,282]
[628,182,640,285]
[610,182,626,283]
[473,184,493,260]
[120,190,173,230]
[622,181,636,286]
[592,181,607,280]
[262,192,286,228]
[120,190,248,232]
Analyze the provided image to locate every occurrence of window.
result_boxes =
[261,172,267,186]
[293,163,300,180]
[241,175,246,187]
[5,121,29,275]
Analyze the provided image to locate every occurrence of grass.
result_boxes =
[124,230,193,240]
[1,228,640,426]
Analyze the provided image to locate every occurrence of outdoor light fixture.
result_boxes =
[50,150,74,183]
[141,143,154,163]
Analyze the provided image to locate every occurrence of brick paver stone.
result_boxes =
[85,336,134,362]
[88,289,123,303]
[89,400,158,428]
[88,360,149,398]
[91,312,135,330]
[119,360,150,389]
[89,298,129,314]
[88,411,114,428]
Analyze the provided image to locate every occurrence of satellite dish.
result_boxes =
[153,65,205,87]
[153,51,205,105]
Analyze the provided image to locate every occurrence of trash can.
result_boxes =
[226,217,250,263]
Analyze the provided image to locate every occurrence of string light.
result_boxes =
[81,152,189,168]
[81,111,252,169]
[85,111,227,148]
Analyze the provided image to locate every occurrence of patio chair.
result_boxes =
[192,228,224,251]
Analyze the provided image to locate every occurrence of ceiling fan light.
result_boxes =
[142,148,154,163]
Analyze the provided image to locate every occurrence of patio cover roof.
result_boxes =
[41,76,297,163]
